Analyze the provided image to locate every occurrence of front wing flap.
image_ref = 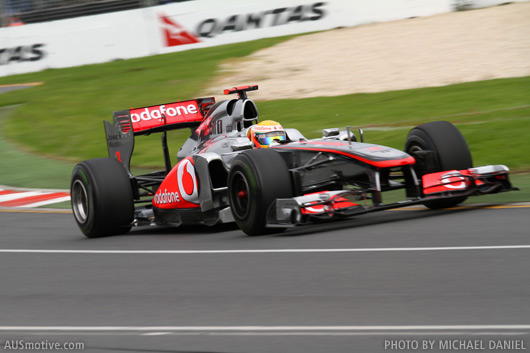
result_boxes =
[267,165,517,228]
[421,165,514,198]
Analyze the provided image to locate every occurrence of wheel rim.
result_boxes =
[408,144,423,154]
[72,179,89,224]
[230,171,251,219]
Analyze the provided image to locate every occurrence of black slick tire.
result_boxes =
[228,149,293,236]
[70,158,134,238]
[405,121,473,209]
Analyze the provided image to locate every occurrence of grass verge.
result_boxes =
[0,35,299,168]
[0,34,528,203]
[1,101,528,202]
[0,105,74,189]
[2,72,530,171]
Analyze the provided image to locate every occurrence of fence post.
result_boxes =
[140,0,156,8]
[0,0,5,27]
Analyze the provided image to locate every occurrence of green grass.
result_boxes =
[463,173,529,203]
[0,35,299,168]
[0,33,529,200]
[257,77,530,172]
[0,105,169,190]
[1,103,529,202]
[0,106,74,189]
[2,69,529,171]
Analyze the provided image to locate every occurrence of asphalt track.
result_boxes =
[0,204,529,353]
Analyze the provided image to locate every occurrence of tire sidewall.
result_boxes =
[71,163,98,236]
[228,149,293,236]
[70,158,134,238]
[228,158,262,234]
[405,121,473,209]
[407,121,472,172]
[404,129,441,174]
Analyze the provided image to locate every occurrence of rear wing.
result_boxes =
[104,97,215,173]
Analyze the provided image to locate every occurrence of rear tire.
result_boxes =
[405,121,472,209]
[228,149,293,236]
[70,158,134,238]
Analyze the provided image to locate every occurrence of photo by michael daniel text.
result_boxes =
[384,339,527,351]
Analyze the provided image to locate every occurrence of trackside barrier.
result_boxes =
[0,0,528,77]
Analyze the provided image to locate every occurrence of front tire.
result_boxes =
[228,149,293,236]
[70,158,134,238]
[405,121,473,209]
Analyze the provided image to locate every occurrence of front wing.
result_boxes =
[267,165,517,227]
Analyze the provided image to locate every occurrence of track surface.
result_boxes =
[1,205,529,352]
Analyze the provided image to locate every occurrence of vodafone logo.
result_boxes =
[130,103,198,123]
[154,188,181,205]
[177,159,199,204]
[152,158,200,208]
[252,124,283,133]
[159,14,200,47]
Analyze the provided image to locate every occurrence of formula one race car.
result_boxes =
[70,85,516,238]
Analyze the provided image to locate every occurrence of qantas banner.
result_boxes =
[148,0,455,54]
[1,0,525,77]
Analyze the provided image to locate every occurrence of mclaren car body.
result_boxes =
[70,85,516,237]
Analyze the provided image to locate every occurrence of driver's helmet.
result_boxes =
[248,120,286,148]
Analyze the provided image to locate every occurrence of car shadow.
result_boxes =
[124,221,241,237]
[120,203,505,239]
[276,203,505,237]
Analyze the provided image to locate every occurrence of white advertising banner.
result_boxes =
[114,0,454,56]
[0,0,525,77]
[0,9,154,77]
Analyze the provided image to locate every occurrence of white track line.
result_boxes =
[0,245,530,254]
[0,191,42,202]
[0,185,68,193]
[136,332,528,336]
[0,188,70,207]
[0,325,529,332]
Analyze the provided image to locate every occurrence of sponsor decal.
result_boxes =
[197,2,326,38]
[129,100,203,133]
[422,170,471,194]
[154,188,181,205]
[159,2,327,47]
[153,158,199,208]
[358,145,407,160]
[159,14,201,47]
[440,171,467,189]
[300,192,358,215]
[252,124,283,132]
[195,114,213,134]
[177,158,199,203]
[307,141,347,146]
[130,102,198,123]
[0,44,45,65]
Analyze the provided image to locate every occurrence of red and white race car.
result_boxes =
[70,85,516,237]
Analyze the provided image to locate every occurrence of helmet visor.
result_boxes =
[256,131,286,145]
